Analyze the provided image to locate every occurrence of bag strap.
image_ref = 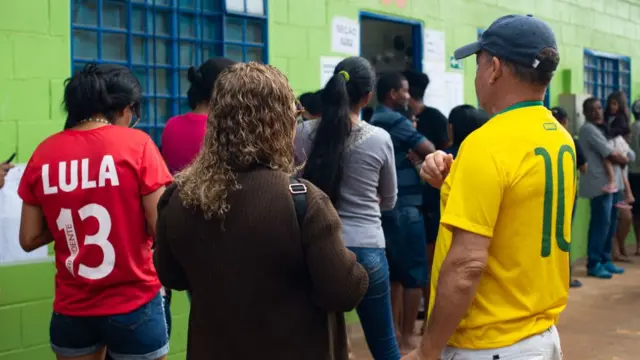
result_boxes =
[288,178,337,360]
[289,177,308,226]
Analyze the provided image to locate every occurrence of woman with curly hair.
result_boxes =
[153,62,369,360]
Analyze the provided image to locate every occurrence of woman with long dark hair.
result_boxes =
[605,91,636,262]
[18,63,172,360]
[296,56,401,359]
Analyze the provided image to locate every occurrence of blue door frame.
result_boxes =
[360,11,423,71]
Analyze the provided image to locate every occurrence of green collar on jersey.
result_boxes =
[494,100,544,117]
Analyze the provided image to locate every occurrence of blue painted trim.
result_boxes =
[360,11,422,26]
[584,48,631,62]
[414,21,423,72]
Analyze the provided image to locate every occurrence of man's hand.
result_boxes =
[419,151,453,189]
[0,163,15,189]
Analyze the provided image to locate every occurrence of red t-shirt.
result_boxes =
[18,126,172,316]
[161,112,207,174]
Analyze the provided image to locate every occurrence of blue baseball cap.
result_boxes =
[454,14,558,71]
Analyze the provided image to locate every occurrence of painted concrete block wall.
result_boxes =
[0,0,70,358]
[268,0,640,260]
[0,1,191,358]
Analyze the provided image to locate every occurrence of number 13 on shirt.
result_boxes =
[535,145,576,258]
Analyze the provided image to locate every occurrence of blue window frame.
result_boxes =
[476,28,550,108]
[71,0,268,143]
[583,49,631,107]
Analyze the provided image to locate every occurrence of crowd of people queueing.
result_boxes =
[4,13,640,360]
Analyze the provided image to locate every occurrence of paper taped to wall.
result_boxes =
[423,29,446,64]
[331,17,360,56]
[423,71,465,117]
[320,56,345,87]
[0,164,49,265]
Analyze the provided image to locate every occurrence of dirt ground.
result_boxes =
[348,258,640,360]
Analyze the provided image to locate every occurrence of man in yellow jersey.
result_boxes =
[403,14,573,360]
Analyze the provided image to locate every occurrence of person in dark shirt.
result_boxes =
[369,71,434,353]
[552,106,587,288]
[402,69,451,150]
[362,106,374,122]
[298,89,324,121]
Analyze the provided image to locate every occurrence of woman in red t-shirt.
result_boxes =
[161,57,236,175]
[18,63,172,360]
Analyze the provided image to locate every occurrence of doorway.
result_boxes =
[360,12,423,107]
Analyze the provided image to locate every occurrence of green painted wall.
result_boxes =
[0,0,70,358]
[1,0,640,359]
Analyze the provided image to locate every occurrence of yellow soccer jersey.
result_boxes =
[429,101,576,349]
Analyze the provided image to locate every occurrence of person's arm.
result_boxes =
[17,158,52,252]
[378,133,397,211]
[153,185,189,291]
[19,203,53,252]
[584,124,627,165]
[627,148,636,163]
[302,185,369,312]
[580,163,588,174]
[142,187,166,239]
[419,141,503,358]
[139,139,173,237]
[389,116,435,158]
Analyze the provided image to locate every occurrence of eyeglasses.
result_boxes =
[129,103,142,128]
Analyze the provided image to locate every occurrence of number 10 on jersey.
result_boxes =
[535,145,576,258]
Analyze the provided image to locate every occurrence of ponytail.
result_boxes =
[302,72,352,205]
[301,56,375,206]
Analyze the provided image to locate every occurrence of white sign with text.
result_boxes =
[331,17,360,56]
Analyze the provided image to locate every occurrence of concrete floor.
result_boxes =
[348,258,640,360]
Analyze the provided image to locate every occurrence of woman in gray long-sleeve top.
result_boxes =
[294,56,401,360]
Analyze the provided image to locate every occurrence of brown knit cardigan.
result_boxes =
[154,166,369,360]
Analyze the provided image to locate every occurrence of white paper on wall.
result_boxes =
[443,72,465,114]
[423,71,465,117]
[331,17,360,56]
[320,56,345,87]
[0,164,49,265]
[423,29,446,64]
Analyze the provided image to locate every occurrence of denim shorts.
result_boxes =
[50,292,169,360]
[382,206,428,288]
